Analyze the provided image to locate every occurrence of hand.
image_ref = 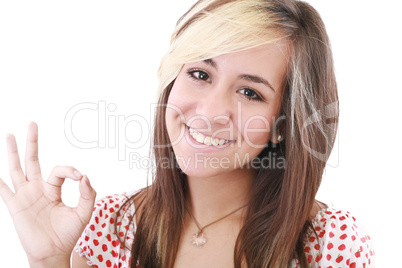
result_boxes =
[0,122,96,266]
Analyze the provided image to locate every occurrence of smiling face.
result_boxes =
[165,43,289,178]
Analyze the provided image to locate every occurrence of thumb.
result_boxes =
[76,175,96,224]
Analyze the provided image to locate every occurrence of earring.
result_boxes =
[277,134,284,142]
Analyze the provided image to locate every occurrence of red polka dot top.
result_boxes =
[74,193,375,268]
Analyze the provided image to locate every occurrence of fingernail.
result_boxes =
[74,170,83,179]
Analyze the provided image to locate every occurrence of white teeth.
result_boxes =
[212,138,219,146]
[188,126,230,146]
[204,136,212,145]
[196,133,205,143]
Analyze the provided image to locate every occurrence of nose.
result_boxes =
[195,88,232,125]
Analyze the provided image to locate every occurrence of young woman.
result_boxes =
[0,0,375,267]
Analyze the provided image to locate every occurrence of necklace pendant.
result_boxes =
[191,232,207,248]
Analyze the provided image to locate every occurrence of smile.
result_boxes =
[188,126,233,146]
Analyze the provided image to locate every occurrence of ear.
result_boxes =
[269,134,284,144]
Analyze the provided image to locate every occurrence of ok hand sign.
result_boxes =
[0,122,96,267]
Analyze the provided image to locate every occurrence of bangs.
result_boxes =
[157,0,290,96]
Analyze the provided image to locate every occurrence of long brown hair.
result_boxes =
[116,0,339,267]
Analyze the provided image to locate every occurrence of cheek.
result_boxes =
[167,78,193,111]
[240,112,273,147]
[165,83,194,139]
[165,95,182,140]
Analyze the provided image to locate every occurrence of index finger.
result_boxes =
[25,122,42,181]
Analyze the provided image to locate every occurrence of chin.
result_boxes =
[173,152,234,179]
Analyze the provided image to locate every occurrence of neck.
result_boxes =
[185,167,254,226]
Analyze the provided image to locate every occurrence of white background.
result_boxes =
[0,0,400,266]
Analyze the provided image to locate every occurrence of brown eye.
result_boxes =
[188,70,211,82]
[238,88,263,102]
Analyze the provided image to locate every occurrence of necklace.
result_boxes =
[185,204,248,248]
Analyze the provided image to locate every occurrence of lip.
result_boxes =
[186,124,234,142]
[185,124,235,151]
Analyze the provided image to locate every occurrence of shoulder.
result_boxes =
[304,207,376,267]
[74,193,137,268]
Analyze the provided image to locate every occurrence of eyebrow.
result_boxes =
[239,74,276,93]
[203,59,217,69]
[203,58,276,93]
